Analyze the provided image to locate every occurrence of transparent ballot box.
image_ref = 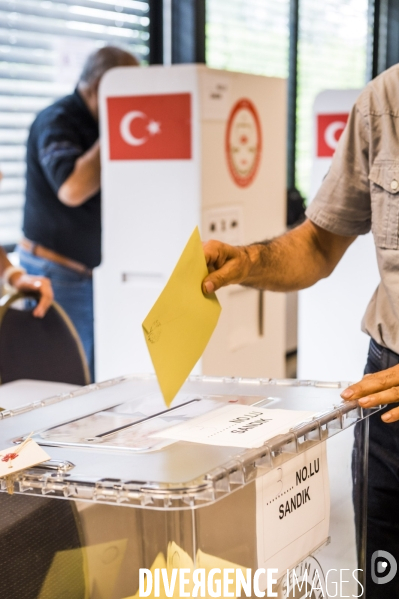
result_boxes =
[0,375,375,599]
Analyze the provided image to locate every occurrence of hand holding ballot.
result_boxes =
[202,240,253,294]
[142,227,221,406]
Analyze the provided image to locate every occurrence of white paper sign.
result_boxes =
[152,405,316,448]
[256,443,330,590]
[0,440,50,477]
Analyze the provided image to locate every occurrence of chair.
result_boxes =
[0,493,86,599]
[0,292,89,598]
[0,292,90,386]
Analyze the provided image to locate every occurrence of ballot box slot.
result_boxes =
[95,398,200,439]
[28,395,230,453]
[27,394,276,452]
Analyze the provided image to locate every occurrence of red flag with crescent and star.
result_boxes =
[317,113,349,157]
[107,93,192,160]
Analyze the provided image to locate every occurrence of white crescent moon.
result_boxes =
[120,111,147,146]
[324,121,346,150]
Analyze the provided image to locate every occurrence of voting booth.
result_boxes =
[0,376,373,598]
[95,65,287,383]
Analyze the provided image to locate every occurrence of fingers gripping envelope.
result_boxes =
[142,227,221,406]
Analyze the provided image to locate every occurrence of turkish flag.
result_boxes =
[107,93,192,160]
[317,113,349,157]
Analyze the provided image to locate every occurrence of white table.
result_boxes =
[0,379,80,411]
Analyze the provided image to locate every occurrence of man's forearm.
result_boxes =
[242,223,338,291]
[203,220,356,294]
[58,140,101,207]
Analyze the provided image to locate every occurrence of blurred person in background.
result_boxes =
[19,46,139,381]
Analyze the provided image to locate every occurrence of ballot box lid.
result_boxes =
[0,375,377,509]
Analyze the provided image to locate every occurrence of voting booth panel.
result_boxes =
[298,89,380,381]
[95,65,287,383]
[0,377,372,598]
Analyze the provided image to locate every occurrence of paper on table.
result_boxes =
[0,439,50,477]
[142,227,221,407]
[151,404,316,448]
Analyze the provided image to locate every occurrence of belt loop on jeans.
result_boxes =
[369,338,382,363]
[22,238,37,255]
[370,338,399,369]
[31,241,38,256]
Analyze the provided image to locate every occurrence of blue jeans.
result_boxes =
[19,247,94,382]
[352,339,399,598]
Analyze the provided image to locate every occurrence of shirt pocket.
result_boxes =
[369,161,399,249]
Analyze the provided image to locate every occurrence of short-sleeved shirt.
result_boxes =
[306,63,399,354]
[23,89,101,269]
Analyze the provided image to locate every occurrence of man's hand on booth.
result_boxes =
[10,272,54,318]
[341,367,399,423]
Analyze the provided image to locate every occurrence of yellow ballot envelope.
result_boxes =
[142,227,221,406]
[124,543,250,599]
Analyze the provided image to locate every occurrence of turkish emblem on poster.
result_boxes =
[317,113,349,157]
[225,98,262,187]
[107,93,192,160]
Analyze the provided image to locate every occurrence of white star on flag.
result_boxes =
[147,120,161,135]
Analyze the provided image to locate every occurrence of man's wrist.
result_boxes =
[245,244,264,276]
[3,265,26,287]
[240,243,270,288]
